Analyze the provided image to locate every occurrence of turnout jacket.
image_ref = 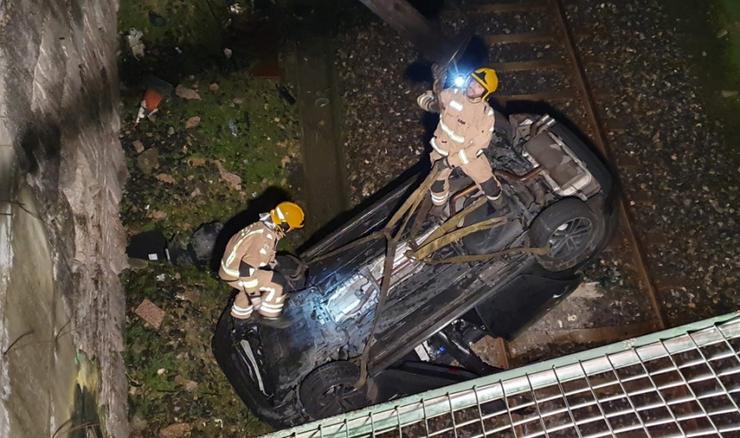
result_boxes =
[421,88,496,167]
[219,221,279,281]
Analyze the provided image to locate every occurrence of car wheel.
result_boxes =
[300,362,370,420]
[530,198,603,271]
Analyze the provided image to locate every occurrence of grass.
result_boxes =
[119,1,301,433]
[124,265,273,437]
[120,69,301,235]
[118,0,228,57]
[718,0,740,72]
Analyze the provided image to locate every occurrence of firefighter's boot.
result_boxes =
[230,290,253,320]
[254,314,294,329]
[487,193,510,216]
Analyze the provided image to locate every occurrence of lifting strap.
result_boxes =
[306,162,549,388]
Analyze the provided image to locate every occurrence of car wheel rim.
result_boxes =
[316,383,362,416]
[547,217,593,258]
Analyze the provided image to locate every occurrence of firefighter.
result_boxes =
[219,202,305,321]
[417,67,505,212]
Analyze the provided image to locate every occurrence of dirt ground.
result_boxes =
[117,0,739,435]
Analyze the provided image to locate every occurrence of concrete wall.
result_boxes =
[0,1,128,436]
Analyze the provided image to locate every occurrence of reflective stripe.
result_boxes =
[231,305,253,316]
[430,138,448,156]
[221,262,240,277]
[264,290,275,301]
[238,279,259,288]
[487,192,502,201]
[476,149,484,157]
[439,121,465,144]
[225,229,264,267]
[449,100,463,111]
[430,192,448,205]
[487,109,494,116]
[259,248,268,255]
[276,207,285,221]
[458,149,470,165]
[261,303,284,310]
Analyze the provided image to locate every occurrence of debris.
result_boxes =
[132,140,145,154]
[126,28,145,59]
[209,82,220,93]
[148,10,167,27]
[717,28,728,38]
[175,375,199,392]
[720,90,738,98]
[190,188,201,198]
[187,156,206,167]
[223,47,233,59]
[136,148,159,175]
[148,210,167,221]
[135,299,165,330]
[127,230,169,262]
[167,126,175,136]
[175,84,201,101]
[156,173,176,184]
[214,160,242,190]
[190,221,224,266]
[571,281,605,300]
[185,116,201,129]
[280,154,292,167]
[276,84,296,104]
[228,120,239,137]
[159,423,192,438]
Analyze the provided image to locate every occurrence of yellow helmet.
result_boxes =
[270,201,305,231]
[471,67,499,99]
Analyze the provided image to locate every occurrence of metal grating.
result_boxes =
[266,313,740,438]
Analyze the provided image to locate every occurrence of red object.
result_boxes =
[143,88,164,112]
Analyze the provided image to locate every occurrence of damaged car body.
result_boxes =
[212,112,616,427]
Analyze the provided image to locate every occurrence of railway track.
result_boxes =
[458,0,667,358]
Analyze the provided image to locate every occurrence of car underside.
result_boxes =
[213,112,616,428]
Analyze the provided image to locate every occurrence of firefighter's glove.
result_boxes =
[416,91,437,112]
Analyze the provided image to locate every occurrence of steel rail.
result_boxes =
[548,0,666,329]
[481,0,667,330]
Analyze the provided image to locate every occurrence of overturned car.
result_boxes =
[212,112,616,427]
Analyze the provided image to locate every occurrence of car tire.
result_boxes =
[300,361,371,420]
[530,198,603,272]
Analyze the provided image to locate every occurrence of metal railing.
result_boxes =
[266,313,740,438]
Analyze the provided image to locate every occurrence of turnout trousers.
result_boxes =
[429,150,502,206]
[227,264,287,319]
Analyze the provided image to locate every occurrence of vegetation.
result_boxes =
[124,266,273,436]
[119,70,301,236]
[118,1,300,435]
